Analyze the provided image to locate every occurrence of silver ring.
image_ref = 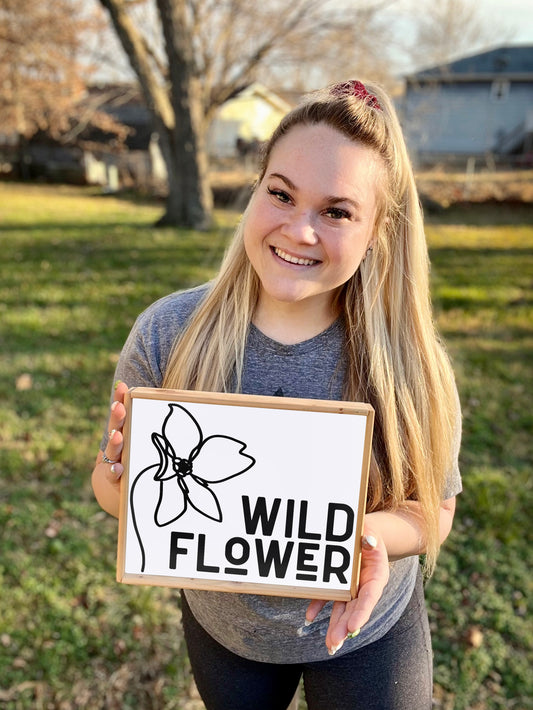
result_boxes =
[103,454,117,464]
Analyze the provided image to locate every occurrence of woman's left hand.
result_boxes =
[305,526,390,655]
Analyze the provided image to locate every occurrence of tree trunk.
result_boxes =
[155,85,213,230]
[99,0,213,229]
[156,139,212,230]
[154,0,213,229]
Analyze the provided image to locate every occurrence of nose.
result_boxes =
[280,211,318,245]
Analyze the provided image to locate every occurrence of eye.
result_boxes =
[267,186,292,204]
[324,206,351,220]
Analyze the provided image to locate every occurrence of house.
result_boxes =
[92,82,292,185]
[0,82,292,189]
[207,83,292,159]
[0,85,146,188]
[83,84,167,191]
[402,45,533,165]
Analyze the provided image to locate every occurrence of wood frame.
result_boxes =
[117,387,374,601]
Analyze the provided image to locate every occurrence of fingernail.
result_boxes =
[109,429,117,440]
[110,464,122,479]
[297,617,314,636]
[114,380,122,390]
[111,401,119,412]
[362,535,377,550]
[328,639,344,656]
[346,629,360,639]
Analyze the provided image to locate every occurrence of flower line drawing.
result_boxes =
[130,403,256,572]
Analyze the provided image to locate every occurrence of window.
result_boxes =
[490,80,510,102]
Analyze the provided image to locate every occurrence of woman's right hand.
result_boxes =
[91,381,129,518]
[304,526,389,655]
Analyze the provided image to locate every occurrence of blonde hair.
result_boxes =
[163,81,458,574]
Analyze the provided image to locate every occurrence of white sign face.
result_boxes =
[117,388,374,601]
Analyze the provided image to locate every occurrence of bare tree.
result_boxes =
[97,0,397,228]
[404,0,515,70]
[0,0,110,176]
[256,0,397,91]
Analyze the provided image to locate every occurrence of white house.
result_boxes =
[207,83,292,159]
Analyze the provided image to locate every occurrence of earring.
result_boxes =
[364,245,374,260]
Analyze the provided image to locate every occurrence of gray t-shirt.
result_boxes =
[106,284,462,663]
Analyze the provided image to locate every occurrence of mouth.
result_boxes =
[272,246,319,266]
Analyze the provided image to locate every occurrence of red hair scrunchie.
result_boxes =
[331,80,382,111]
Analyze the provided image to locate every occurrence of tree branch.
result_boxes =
[98,0,174,129]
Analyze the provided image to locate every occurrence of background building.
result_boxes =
[403,45,533,166]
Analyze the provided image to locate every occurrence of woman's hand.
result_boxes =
[91,381,129,518]
[305,526,390,655]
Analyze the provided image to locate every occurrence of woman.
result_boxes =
[92,79,461,709]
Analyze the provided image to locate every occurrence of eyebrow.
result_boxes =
[268,173,297,191]
[267,172,361,210]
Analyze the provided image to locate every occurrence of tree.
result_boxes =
[403,0,515,70]
[97,0,397,228]
[0,0,112,177]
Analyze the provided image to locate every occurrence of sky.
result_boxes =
[382,0,533,75]
[389,0,533,41]
[481,0,533,43]
[96,0,533,84]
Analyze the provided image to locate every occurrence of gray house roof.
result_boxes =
[407,45,533,83]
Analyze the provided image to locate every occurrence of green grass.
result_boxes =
[1,184,532,709]
[424,203,533,710]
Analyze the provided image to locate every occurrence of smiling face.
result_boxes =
[243,123,383,333]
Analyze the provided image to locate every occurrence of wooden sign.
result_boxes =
[117,387,374,601]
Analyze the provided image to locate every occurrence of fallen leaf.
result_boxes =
[466,626,484,648]
[15,374,33,391]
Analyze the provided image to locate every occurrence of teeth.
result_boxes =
[274,248,317,266]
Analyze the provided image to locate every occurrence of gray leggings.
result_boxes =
[181,571,432,710]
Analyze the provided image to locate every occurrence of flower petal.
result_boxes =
[152,433,174,481]
[162,404,202,459]
[154,478,187,526]
[186,477,223,522]
[192,435,255,482]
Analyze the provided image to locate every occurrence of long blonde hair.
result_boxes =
[163,81,458,573]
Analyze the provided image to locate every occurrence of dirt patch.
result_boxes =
[416,169,533,208]
[211,167,533,210]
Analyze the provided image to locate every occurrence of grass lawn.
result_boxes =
[0,183,531,709]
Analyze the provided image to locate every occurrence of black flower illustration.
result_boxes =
[129,403,255,572]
